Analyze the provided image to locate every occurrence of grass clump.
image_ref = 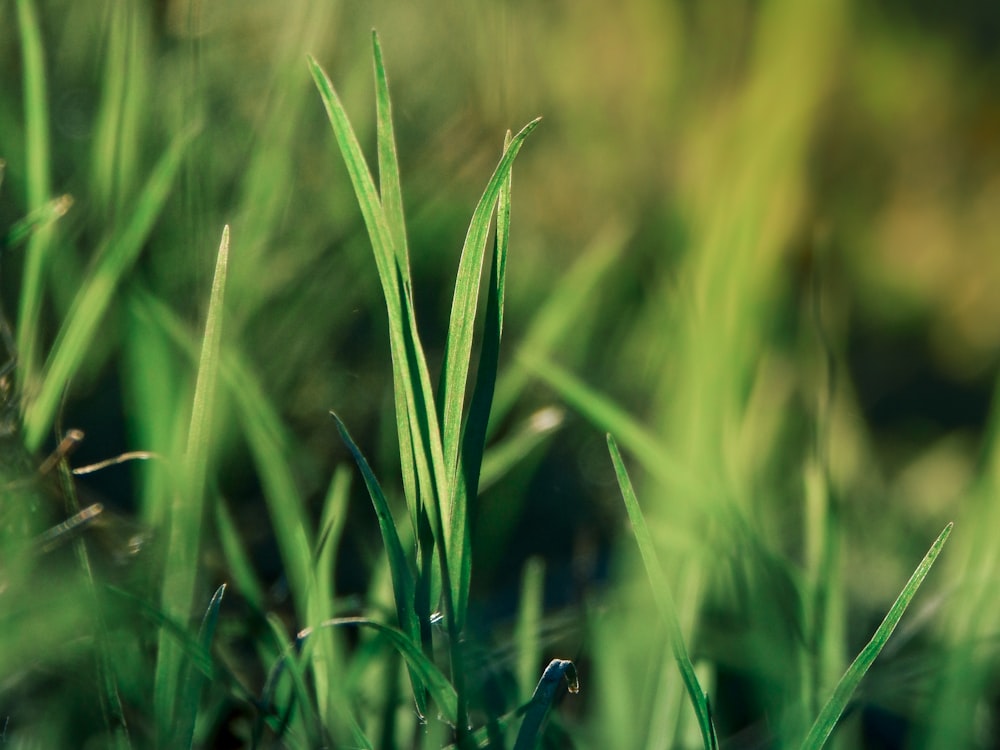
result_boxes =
[0,4,984,749]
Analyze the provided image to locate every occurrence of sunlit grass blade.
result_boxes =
[608,434,719,750]
[175,584,226,749]
[800,522,954,750]
[438,118,540,501]
[450,129,516,626]
[14,0,53,392]
[154,225,230,734]
[513,659,579,750]
[23,124,197,451]
[132,288,316,621]
[372,30,409,272]
[331,411,427,716]
[309,52,446,570]
[299,617,460,725]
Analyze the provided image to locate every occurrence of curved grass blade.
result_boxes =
[438,118,540,513]
[513,659,579,750]
[154,225,230,734]
[372,30,408,271]
[608,434,719,750]
[299,617,460,725]
[309,52,447,574]
[450,129,516,626]
[24,125,198,450]
[175,584,226,749]
[800,522,954,750]
[331,411,427,716]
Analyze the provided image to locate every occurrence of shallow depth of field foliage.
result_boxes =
[1,0,999,748]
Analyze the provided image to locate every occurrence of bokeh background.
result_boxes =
[2,0,1000,747]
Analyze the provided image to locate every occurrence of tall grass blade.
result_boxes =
[513,659,579,750]
[309,52,446,572]
[800,522,954,750]
[608,434,719,750]
[14,0,53,394]
[438,118,539,507]
[450,129,516,626]
[24,125,197,450]
[154,225,230,734]
[371,30,409,272]
[130,289,316,622]
[367,31,425,543]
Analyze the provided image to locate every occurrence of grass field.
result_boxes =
[1,0,999,747]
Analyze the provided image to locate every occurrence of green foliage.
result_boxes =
[0,1,991,748]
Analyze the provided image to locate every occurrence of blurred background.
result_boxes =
[2,0,1000,747]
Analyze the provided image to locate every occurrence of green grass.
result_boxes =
[0,2,993,748]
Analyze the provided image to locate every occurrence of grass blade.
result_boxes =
[176,584,227,749]
[331,411,427,716]
[372,30,409,272]
[608,434,719,750]
[438,118,540,509]
[23,125,197,450]
[800,522,954,750]
[309,52,446,565]
[14,0,53,393]
[129,288,317,623]
[301,617,460,725]
[513,659,579,750]
[154,225,230,733]
[515,557,546,703]
[450,130,516,626]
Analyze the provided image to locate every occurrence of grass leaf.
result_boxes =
[154,225,230,733]
[175,584,227,749]
[513,659,579,750]
[800,522,954,750]
[331,411,428,716]
[372,30,409,272]
[302,617,460,725]
[438,119,540,520]
[24,125,197,450]
[14,0,54,392]
[608,434,719,750]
